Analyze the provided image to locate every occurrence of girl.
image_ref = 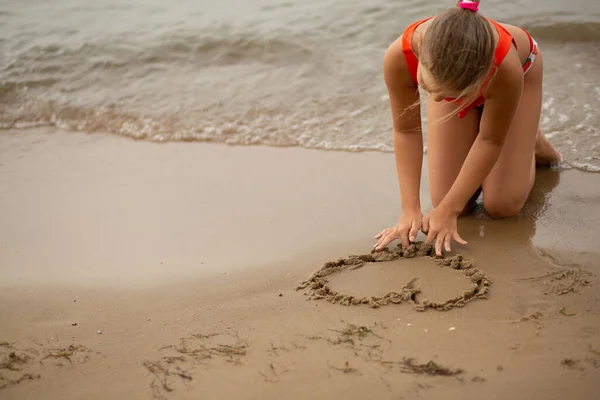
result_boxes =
[373,0,561,256]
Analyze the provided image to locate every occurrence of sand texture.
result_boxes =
[1,129,599,400]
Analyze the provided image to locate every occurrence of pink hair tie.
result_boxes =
[458,1,479,12]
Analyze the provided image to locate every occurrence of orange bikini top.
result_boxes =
[401,17,517,118]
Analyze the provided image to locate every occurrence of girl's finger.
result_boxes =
[424,228,436,245]
[409,221,420,243]
[434,234,443,256]
[453,231,468,245]
[421,216,430,234]
[424,231,432,245]
[374,228,390,239]
[400,229,410,249]
[374,237,383,249]
[444,233,452,253]
[424,219,436,245]
[374,233,391,250]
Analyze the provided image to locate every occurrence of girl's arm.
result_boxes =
[383,40,423,213]
[374,40,424,250]
[437,51,524,214]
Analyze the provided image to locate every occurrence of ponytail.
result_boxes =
[457,1,480,12]
[418,0,494,120]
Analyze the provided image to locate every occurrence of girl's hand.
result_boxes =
[374,210,423,251]
[421,206,467,256]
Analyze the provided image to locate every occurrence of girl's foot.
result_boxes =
[535,128,562,166]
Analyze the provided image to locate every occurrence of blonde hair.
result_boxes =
[418,1,497,117]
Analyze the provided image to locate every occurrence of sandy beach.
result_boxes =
[1,128,599,399]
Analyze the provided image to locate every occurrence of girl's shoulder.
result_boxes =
[484,41,524,100]
[384,17,435,87]
[495,22,536,63]
[383,35,416,89]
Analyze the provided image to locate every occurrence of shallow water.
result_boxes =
[1,0,599,170]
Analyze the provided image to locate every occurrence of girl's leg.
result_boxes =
[481,52,545,218]
[426,98,481,213]
[535,126,562,166]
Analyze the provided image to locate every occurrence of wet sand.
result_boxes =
[1,128,599,399]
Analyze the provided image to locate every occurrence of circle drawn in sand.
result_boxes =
[295,242,491,312]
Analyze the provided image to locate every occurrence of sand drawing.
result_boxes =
[296,242,492,311]
[140,319,486,399]
[389,358,463,377]
[0,341,96,391]
[516,268,591,295]
[305,321,467,383]
[143,332,249,400]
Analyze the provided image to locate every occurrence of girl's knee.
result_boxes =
[483,195,526,219]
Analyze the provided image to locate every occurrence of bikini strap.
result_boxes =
[487,19,517,66]
[401,17,433,86]
[401,18,516,89]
